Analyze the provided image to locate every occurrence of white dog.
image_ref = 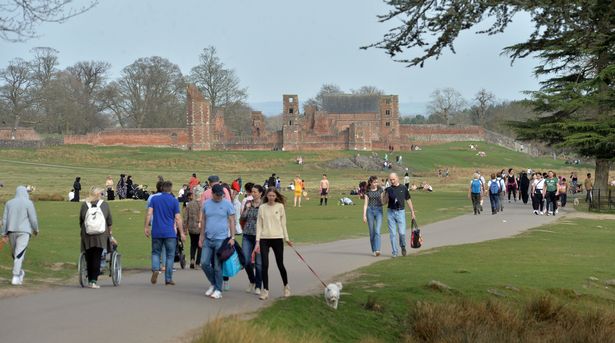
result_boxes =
[324,282,343,309]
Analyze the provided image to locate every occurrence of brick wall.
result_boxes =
[0,128,41,141]
[64,128,189,147]
[399,124,484,144]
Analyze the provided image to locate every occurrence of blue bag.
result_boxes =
[222,250,243,277]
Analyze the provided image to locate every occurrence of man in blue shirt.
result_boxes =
[199,184,235,299]
[145,181,185,285]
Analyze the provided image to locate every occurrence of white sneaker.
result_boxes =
[246,283,255,293]
[88,282,100,289]
[540,211,544,215]
[19,270,25,283]
[11,276,21,286]
[555,209,559,214]
[205,285,215,296]
[210,290,222,299]
[254,288,261,295]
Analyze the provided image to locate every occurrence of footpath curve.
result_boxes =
[0,202,559,343]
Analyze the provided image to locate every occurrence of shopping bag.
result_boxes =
[222,251,243,277]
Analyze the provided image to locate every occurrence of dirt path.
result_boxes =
[0,202,562,343]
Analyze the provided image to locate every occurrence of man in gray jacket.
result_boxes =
[2,186,39,285]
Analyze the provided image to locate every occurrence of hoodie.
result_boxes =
[2,186,39,235]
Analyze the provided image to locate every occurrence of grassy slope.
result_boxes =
[245,217,615,342]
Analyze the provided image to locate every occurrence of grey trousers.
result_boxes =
[9,232,30,277]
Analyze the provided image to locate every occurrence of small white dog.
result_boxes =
[324,282,343,309]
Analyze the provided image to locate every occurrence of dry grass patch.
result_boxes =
[192,317,322,343]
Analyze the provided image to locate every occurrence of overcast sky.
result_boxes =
[1,0,541,108]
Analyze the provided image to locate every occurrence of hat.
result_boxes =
[212,184,224,196]
[208,175,220,183]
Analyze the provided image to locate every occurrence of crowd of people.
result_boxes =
[467,168,593,216]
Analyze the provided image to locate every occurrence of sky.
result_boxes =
[0,0,542,115]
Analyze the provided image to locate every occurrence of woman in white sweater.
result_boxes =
[254,188,293,300]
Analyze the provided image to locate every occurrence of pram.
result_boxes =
[174,232,187,269]
[78,236,122,287]
[132,184,150,200]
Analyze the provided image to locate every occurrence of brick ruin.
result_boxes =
[63,85,486,151]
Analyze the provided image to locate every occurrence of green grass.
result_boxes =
[0,191,469,286]
[236,217,615,342]
[0,142,596,201]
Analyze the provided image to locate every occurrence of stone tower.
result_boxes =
[282,94,300,151]
[379,95,400,146]
[186,85,212,151]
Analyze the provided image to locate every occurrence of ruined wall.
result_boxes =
[399,124,484,144]
[0,128,41,141]
[186,84,211,150]
[64,128,188,147]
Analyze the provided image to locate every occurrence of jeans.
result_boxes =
[489,193,500,213]
[242,234,262,289]
[546,191,557,213]
[201,238,224,292]
[152,238,176,282]
[559,193,567,207]
[387,209,406,256]
[366,206,382,253]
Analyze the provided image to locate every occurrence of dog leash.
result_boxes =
[290,245,327,288]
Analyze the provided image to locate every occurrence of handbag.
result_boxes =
[410,219,423,249]
[222,251,243,277]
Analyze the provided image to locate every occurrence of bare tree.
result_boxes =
[0,58,32,138]
[0,0,98,41]
[351,85,384,96]
[471,89,495,126]
[29,47,59,132]
[427,88,466,125]
[304,83,343,111]
[189,46,247,116]
[114,56,185,128]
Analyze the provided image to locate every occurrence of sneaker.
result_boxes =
[375,251,381,257]
[259,289,269,300]
[555,209,559,214]
[223,280,230,291]
[246,283,255,293]
[210,290,222,299]
[11,276,21,286]
[540,211,544,215]
[254,288,261,295]
[151,271,158,284]
[205,285,215,296]
[284,285,291,297]
[402,247,407,256]
[165,280,176,285]
[88,282,100,289]
[534,210,538,215]
[391,254,397,258]
[189,260,195,269]
[19,270,25,284]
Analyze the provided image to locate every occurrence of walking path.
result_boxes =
[0,202,560,343]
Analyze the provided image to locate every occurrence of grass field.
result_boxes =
[194,217,615,343]
[0,191,469,286]
[0,141,596,201]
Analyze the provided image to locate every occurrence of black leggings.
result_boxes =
[533,192,544,212]
[85,247,103,282]
[260,238,288,290]
[189,233,202,264]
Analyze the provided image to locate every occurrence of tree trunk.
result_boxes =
[593,158,612,208]
[11,113,21,140]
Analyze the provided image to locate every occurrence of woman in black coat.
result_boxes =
[72,177,81,202]
[519,172,530,204]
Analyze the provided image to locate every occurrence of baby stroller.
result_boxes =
[78,236,122,287]
[132,184,150,200]
[174,232,187,269]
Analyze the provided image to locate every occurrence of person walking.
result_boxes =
[584,173,593,203]
[105,176,115,201]
[79,187,112,289]
[531,173,546,215]
[189,173,200,192]
[240,184,264,295]
[558,178,568,208]
[487,173,501,215]
[293,175,303,207]
[254,188,293,300]
[506,168,518,203]
[72,177,82,202]
[362,176,383,256]
[403,172,410,191]
[496,172,506,212]
[544,171,559,215]
[2,186,39,286]
[468,173,483,215]
[183,192,201,269]
[319,174,330,206]
[381,172,416,257]
[144,181,184,285]
[199,184,236,300]
[519,172,530,204]
[116,174,127,200]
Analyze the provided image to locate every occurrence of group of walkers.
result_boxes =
[69,174,138,202]
[468,168,593,216]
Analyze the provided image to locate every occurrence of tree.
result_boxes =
[365,0,615,196]
[351,85,384,96]
[0,58,32,138]
[29,47,59,133]
[223,102,254,137]
[471,89,495,126]
[0,0,98,41]
[427,88,465,125]
[113,56,185,128]
[304,83,343,111]
[64,61,111,133]
[189,46,247,117]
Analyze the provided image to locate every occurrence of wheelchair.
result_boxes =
[78,236,122,287]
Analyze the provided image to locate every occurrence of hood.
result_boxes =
[14,186,30,200]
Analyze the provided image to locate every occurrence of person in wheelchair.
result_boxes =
[79,187,114,289]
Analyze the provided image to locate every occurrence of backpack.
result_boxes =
[410,219,423,249]
[489,180,500,195]
[471,179,482,193]
[85,200,106,235]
